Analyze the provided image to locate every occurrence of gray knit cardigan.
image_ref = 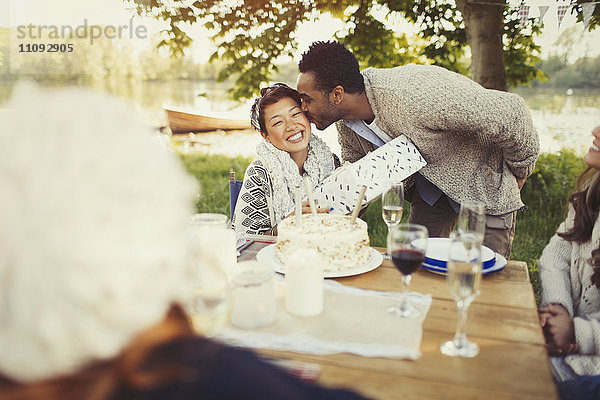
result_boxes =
[336,65,540,215]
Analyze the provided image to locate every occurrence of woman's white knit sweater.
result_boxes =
[336,65,540,215]
[539,206,600,377]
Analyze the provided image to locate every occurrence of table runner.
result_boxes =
[216,279,432,359]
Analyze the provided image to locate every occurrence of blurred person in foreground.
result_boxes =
[538,126,600,400]
[232,83,339,236]
[0,84,367,400]
[296,41,540,258]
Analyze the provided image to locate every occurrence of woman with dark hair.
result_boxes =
[538,125,600,396]
[232,83,339,235]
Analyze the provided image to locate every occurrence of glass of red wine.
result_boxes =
[387,223,428,318]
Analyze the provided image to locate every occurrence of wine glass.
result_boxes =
[382,181,404,258]
[387,223,428,318]
[457,201,486,245]
[440,233,483,358]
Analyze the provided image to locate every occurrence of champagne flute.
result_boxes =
[387,223,428,318]
[382,181,404,258]
[440,233,483,357]
[457,201,486,245]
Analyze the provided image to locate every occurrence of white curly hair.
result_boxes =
[0,84,199,382]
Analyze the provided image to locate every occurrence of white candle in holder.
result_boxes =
[230,261,277,329]
[303,176,317,216]
[285,249,324,317]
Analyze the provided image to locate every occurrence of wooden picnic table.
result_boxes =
[238,241,558,400]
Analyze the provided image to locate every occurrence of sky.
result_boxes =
[1,0,598,62]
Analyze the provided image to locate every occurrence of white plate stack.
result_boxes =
[421,238,507,275]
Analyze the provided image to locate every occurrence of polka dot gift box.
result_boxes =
[313,135,427,215]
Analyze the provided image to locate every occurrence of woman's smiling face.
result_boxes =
[262,96,311,155]
[584,125,600,170]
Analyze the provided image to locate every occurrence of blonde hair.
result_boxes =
[0,84,198,382]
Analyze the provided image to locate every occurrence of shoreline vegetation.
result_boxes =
[179,149,587,302]
[1,56,599,90]
[1,25,599,90]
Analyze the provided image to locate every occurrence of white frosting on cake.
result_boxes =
[275,214,370,271]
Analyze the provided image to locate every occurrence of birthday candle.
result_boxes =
[295,186,302,228]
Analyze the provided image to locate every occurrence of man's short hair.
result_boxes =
[298,41,365,94]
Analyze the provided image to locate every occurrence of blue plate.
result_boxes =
[421,253,507,275]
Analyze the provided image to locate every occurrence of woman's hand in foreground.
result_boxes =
[539,304,579,356]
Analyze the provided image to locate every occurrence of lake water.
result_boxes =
[512,87,600,155]
[1,81,599,157]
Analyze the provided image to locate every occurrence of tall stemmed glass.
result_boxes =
[440,233,483,357]
[457,201,486,246]
[382,182,404,258]
[387,224,428,318]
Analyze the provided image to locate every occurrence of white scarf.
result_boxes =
[256,134,335,225]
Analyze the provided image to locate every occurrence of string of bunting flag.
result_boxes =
[465,0,597,29]
[516,1,597,29]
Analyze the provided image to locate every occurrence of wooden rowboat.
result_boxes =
[164,108,251,133]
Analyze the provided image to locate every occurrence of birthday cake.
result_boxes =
[275,214,370,272]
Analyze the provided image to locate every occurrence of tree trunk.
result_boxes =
[456,0,507,91]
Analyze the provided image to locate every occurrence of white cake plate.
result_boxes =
[256,244,383,278]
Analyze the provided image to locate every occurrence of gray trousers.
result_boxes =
[408,191,516,259]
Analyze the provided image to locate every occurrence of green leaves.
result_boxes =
[503,8,546,87]
[341,3,422,68]
[123,0,597,100]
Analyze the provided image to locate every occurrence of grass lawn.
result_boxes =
[178,149,586,302]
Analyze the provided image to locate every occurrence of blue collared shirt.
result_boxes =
[344,119,388,147]
[343,119,459,213]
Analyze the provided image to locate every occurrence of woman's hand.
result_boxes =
[539,304,579,356]
[274,202,331,235]
[286,201,332,218]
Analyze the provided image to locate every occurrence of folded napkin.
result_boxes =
[215,279,432,359]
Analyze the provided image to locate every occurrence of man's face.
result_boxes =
[296,72,343,131]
